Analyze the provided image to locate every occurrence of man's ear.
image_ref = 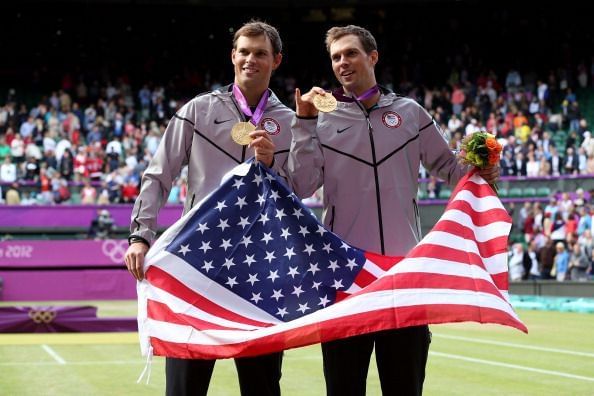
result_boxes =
[272,53,282,71]
[369,50,379,66]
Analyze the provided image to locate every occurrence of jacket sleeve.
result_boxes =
[287,115,324,198]
[418,105,469,187]
[129,104,194,244]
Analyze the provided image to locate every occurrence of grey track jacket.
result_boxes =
[289,89,468,256]
[130,84,294,244]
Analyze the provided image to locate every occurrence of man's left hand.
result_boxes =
[477,164,500,185]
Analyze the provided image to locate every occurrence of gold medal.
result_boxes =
[231,122,256,145]
[313,93,337,113]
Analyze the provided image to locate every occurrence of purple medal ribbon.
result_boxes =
[232,84,270,127]
[353,85,380,101]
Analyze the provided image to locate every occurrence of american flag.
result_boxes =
[137,162,527,359]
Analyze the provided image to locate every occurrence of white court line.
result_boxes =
[430,351,594,382]
[0,360,146,366]
[41,345,66,365]
[433,333,594,358]
[3,351,594,383]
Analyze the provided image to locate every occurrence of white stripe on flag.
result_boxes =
[388,257,505,285]
[146,286,262,330]
[451,191,503,212]
[440,210,511,241]
[147,288,521,345]
[149,252,282,324]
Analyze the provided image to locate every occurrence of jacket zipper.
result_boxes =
[413,198,421,240]
[329,205,335,232]
[354,100,385,254]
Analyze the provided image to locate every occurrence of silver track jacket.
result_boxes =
[130,85,294,244]
[289,90,468,256]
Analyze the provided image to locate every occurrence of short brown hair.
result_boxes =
[325,25,377,54]
[233,20,282,55]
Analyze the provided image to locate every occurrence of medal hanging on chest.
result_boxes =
[231,85,269,145]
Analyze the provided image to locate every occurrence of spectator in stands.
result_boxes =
[550,211,567,245]
[526,239,541,280]
[548,145,563,176]
[508,243,526,281]
[0,157,17,183]
[564,146,579,175]
[0,136,10,162]
[525,151,539,177]
[538,237,556,279]
[80,179,97,204]
[569,242,590,281]
[552,242,569,281]
[577,205,592,236]
[4,182,20,205]
[10,133,25,164]
[120,178,138,203]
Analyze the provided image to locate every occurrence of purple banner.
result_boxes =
[0,306,137,333]
[0,240,129,267]
[0,269,136,301]
[0,204,183,228]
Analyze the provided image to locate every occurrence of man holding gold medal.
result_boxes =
[289,25,499,395]
[124,21,293,396]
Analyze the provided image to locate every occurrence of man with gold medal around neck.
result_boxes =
[124,21,295,396]
[288,25,499,396]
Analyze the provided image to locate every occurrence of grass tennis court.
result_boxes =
[1,301,593,395]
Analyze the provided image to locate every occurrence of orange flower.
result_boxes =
[486,137,499,152]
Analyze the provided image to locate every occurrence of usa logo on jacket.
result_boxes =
[261,118,281,135]
[382,111,402,128]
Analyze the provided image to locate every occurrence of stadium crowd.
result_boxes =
[1,62,593,281]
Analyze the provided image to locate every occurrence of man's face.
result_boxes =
[232,34,281,89]
[329,34,378,94]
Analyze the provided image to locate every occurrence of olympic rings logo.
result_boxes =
[101,240,128,263]
[28,309,57,324]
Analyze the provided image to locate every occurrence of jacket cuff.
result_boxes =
[128,234,151,248]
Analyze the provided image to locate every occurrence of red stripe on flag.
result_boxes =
[353,268,380,289]
[364,251,403,270]
[404,244,508,291]
[432,220,509,256]
[149,304,526,360]
[146,266,273,328]
[462,179,501,198]
[445,200,511,227]
[147,299,244,331]
[491,272,508,291]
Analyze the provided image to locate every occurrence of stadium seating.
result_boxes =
[536,186,551,197]
[508,187,523,198]
[523,187,537,197]
[438,188,452,199]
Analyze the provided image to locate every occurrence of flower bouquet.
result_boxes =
[458,131,502,194]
